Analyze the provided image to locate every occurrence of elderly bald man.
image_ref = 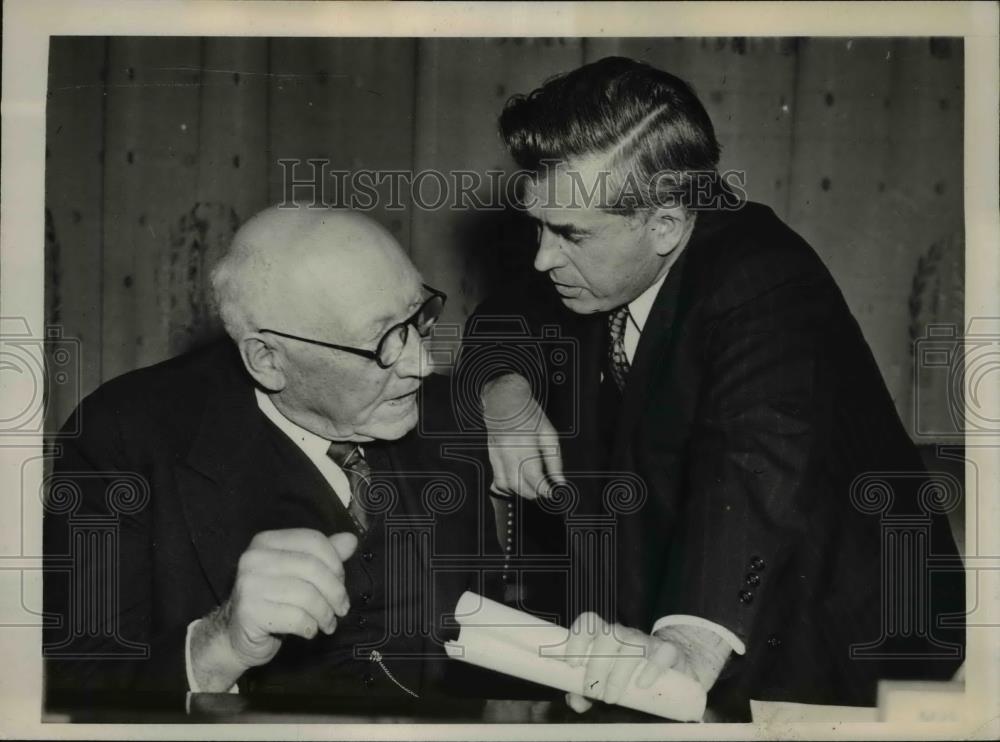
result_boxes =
[43,206,495,707]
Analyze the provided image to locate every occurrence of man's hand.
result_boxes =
[561,612,697,714]
[190,529,357,691]
[481,373,566,500]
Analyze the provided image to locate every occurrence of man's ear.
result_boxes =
[237,334,287,392]
[647,205,696,257]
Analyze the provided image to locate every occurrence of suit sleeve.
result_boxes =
[457,275,568,407]
[657,270,837,645]
[43,389,189,694]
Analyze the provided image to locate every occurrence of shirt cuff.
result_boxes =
[650,614,747,656]
[185,618,239,694]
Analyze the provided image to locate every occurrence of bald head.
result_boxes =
[211,206,416,343]
[211,205,434,442]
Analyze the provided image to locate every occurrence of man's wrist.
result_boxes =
[480,373,534,423]
[189,604,248,692]
[482,373,531,402]
[653,624,732,692]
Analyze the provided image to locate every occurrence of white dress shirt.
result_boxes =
[253,389,354,508]
[186,389,354,693]
[622,274,747,670]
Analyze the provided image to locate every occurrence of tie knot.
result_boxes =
[326,441,361,468]
[607,305,632,393]
[608,305,630,338]
[326,441,372,534]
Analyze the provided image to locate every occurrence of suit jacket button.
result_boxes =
[738,590,754,604]
[745,573,761,587]
[362,673,375,687]
[358,615,368,628]
[767,635,782,649]
[749,556,765,571]
[362,550,374,562]
[360,591,372,604]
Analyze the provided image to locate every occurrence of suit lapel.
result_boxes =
[560,315,606,474]
[610,207,731,464]
[267,428,356,533]
[175,369,276,603]
[612,246,691,464]
[174,346,355,602]
[578,316,607,433]
[173,346,433,604]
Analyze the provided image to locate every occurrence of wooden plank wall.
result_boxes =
[587,38,800,217]
[266,37,418,246]
[45,37,107,433]
[411,38,585,329]
[45,37,964,438]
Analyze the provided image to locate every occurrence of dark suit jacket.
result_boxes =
[460,201,965,718]
[43,340,498,700]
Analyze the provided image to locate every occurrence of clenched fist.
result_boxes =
[190,528,357,691]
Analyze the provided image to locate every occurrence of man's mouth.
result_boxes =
[552,281,583,297]
[387,388,419,404]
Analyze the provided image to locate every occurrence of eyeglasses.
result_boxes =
[258,284,447,369]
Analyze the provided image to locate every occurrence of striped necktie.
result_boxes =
[326,442,372,535]
[607,305,632,392]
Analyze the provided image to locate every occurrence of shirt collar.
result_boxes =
[627,271,669,334]
[254,388,333,461]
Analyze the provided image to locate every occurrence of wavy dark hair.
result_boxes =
[499,56,722,213]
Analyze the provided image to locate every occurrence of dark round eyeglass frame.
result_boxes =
[258,284,447,369]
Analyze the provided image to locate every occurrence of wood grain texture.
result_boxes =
[45,37,108,424]
[888,38,964,437]
[161,39,270,355]
[267,38,417,250]
[585,38,799,218]
[194,38,270,212]
[410,38,584,345]
[101,37,204,381]
[787,38,963,431]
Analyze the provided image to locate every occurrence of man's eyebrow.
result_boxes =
[527,214,591,240]
[365,293,423,339]
[546,222,591,239]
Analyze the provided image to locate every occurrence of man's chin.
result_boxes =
[557,294,601,314]
[367,400,420,440]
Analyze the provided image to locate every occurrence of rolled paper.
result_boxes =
[445,591,706,722]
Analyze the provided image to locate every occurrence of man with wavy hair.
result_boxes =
[462,56,964,720]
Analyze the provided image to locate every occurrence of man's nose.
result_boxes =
[533,230,565,273]
[394,327,434,379]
